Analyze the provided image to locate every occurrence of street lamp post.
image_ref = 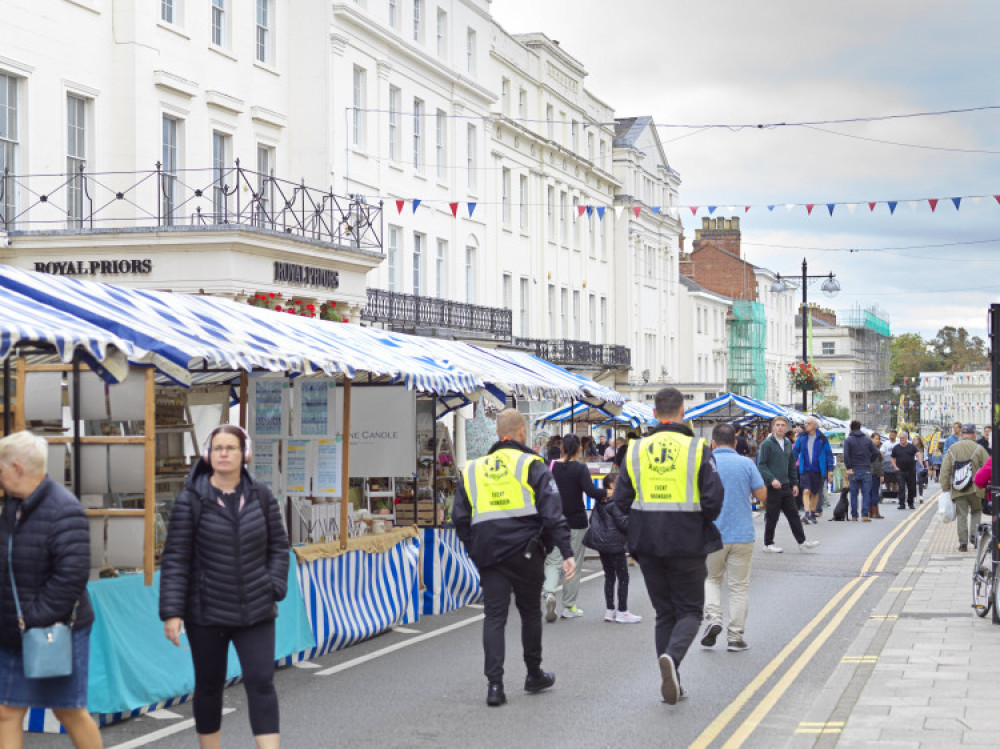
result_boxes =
[771,258,840,412]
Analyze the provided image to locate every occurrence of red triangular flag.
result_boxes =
[449,202,458,217]
[395,200,405,214]
[994,195,1000,205]
[632,206,641,218]
[689,206,699,215]
[928,198,938,212]
[577,205,586,218]
[744,206,751,213]
[805,204,815,215]
[868,202,876,212]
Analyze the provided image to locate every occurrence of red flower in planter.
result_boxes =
[275,305,283,311]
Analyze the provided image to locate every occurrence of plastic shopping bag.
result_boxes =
[938,491,955,523]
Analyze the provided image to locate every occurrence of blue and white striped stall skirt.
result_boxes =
[421,527,482,615]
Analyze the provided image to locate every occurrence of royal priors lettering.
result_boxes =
[273,261,340,290]
[34,259,153,276]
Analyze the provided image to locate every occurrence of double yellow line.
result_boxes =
[689,496,938,749]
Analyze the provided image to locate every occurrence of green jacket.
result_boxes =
[757,434,799,487]
[940,438,989,508]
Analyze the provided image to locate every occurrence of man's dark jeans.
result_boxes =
[764,485,806,546]
[480,549,545,683]
[849,469,872,519]
[637,555,706,672]
[897,469,917,508]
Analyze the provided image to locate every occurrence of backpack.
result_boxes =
[952,459,974,492]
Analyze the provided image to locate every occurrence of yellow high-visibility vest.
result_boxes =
[463,448,542,525]
[625,431,704,512]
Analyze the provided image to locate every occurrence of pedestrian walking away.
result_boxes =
[793,417,834,525]
[702,424,767,653]
[160,424,290,749]
[0,431,102,749]
[453,409,575,707]
[542,433,606,620]
[890,432,922,510]
[584,472,641,624]
[940,424,989,552]
[611,387,724,705]
[757,416,819,553]
[843,420,880,521]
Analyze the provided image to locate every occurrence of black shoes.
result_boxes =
[959,543,969,552]
[524,670,556,693]
[486,682,506,707]
[700,621,722,648]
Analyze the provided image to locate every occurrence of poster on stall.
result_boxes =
[314,438,342,497]
[284,439,313,495]
[335,386,416,477]
[252,439,281,494]
[249,375,289,438]
[294,380,337,437]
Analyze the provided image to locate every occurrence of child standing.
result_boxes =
[585,472,641,623]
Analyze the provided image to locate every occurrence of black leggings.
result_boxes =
[599,551,630,611]
[185,619,279,736]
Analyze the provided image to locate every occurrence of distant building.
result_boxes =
[918,370,991,431]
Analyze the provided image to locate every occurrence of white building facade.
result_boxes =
[919,370,991,430]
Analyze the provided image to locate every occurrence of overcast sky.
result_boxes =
[491,0,1000,342]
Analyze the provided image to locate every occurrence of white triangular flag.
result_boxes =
[785,204,795,212]
[614,206,624,220]
[846,203,858,214]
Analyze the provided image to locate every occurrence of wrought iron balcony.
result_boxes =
[0,161,382,253]
[512,337,631,369]
[362,288,512,340]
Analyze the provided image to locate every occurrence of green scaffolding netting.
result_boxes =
[728,300,766,400]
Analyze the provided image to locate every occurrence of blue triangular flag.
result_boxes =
[586,205,593,217]
[596,206,606,220]
[767,205,775,212]
[467,202,476,217]
[707,206,717,215]
[651,206,661,215]
[827,203,835,216]
[888,201,897,214]
[412,199,421,212]
[951,197,962,210]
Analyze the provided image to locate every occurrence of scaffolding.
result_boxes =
[840,305,892,428]
[728,300,766,400]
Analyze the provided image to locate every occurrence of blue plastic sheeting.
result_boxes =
[421,528,481,616]
[295,534,421,658]
[85,551,314,715]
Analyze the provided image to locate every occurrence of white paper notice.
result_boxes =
[284,439,312,495]
[24,372,63,420]
[294,380,337,437]
[250,376,288,438]
[251,439,281,494]
[315,439,342,497]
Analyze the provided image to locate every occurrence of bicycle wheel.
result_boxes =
[973,532,993,618]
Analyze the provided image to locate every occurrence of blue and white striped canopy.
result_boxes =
[682,392,786,422]
[535,399,654,428]
[0,282,144,382]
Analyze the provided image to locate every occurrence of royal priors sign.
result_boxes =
[273,261,340,290]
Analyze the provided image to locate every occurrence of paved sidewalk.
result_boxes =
[790,506,998,748]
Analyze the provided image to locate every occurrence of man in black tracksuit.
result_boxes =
[610,387,724,705]
[453,408,575,707]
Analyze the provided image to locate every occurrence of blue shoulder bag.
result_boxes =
[7,533,75,679]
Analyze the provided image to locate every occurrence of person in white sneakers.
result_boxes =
[701,424,766,652]
[756,416,820,553]
[583,472,641,624]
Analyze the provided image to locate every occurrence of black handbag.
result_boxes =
[7,533,75,679]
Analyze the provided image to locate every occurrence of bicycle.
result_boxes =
[972,521,995,618]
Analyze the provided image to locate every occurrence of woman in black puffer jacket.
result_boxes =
[0,431,101,745]
[159,424,289,748]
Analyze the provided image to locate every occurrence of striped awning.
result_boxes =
[0,282,144,383]
[682,392,786,422]
[535,399,654,428]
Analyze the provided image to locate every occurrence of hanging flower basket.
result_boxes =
[788,362,830,392]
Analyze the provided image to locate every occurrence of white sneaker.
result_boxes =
[763,544,784,553]
[615,611,642,624]
[799,540,820,550]
[604,609,616,622]
[561,605,584,618]
[544,594,557,623]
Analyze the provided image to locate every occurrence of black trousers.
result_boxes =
[599,551,630,611]
[764,485,806,546]
[479,549,545,684]
[185,619,279,736]
[637,555,706,671]
[897,469,917,508]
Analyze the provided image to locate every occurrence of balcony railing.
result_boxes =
[513,337,631,369]
[0,161,383,253]
[362,288,512,340]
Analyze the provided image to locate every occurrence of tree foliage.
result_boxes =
[814,395,850,420]
[889,326,987,385]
